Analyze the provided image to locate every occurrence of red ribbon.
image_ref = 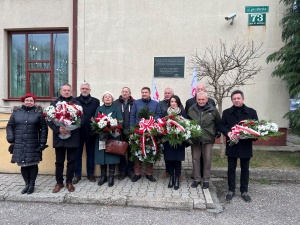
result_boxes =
[155,118,167,133]
[138,116,158,156]
[168,119,185,133]
[231,125,260,137]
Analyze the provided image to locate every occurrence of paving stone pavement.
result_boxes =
[0,149,210,210]
[1,146,299,210]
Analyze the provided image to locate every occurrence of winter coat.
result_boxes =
[185,97,216,114]
[6,105,48,164]
[47,96,83,148]
[94,103,123,165]
[188,103,221,144]
[219,105,258,158]
[159,99,169,117]
[113,96,134,130]
[130,98,161,127]
[163,109,187,161]
[75,94,100,142]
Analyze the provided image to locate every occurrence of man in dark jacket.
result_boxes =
[185,83,216,114]
[73,82,100,184]
[219,90,258,202]
[48,84,84,193]
[159,87,173,116]
[130,87,161,182]
[159,87,174,179]
[188,92,220,189]
[185,83,217,180]
[113,87,134,180]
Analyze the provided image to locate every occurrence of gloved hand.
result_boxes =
[37,144,48,152]
[8,144,14,154]
[215,131,221,139]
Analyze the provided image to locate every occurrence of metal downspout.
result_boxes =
[72,0,78,96]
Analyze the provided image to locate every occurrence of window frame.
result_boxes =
[6,29,69,101]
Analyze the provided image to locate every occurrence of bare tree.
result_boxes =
[189,39,264,156]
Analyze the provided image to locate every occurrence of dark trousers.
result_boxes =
[165,160,182,177]
[227,157,250,193]
[119,146,133,175]
[75,140,95,176]
[55,147,77,184]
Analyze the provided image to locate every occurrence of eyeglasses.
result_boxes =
[81,88,90,90]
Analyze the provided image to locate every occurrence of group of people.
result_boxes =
[6,82,257,202]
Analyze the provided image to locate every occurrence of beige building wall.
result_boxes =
[0,0,290,174]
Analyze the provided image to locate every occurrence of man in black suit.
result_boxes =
[219,90,258,202]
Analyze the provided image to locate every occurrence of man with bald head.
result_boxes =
[159,88,174,116]
[185,84,216,114]
[187,91,220,189]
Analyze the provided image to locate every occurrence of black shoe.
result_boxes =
[72,176,81,184]
[174,176,180,190]
[146,175,157,182]
[108,175,114,187]
[98,176,107,186]
[225,191,235,202]
[168,176,174,188]
[241,192,252,202]
[27,180,35,194]
[21,183,29,194]
[202,181,209,189]
[118,173,126,181]
[131,175,141,182]
[191,181,200,188]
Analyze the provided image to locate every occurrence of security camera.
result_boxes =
[225,13,237,21]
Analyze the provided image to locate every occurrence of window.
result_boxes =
[8,30,69,99]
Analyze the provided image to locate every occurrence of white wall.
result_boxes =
[0,0,289,126]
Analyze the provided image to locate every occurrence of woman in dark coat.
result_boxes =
[6,93,48,194]
[94,91,123,187]
[163,95,187,190]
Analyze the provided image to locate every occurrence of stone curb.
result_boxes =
[127,196,195,210]
[212,168,300,180]
[0,191,205,210]
[3,192,65,203]
[65,193,127,206]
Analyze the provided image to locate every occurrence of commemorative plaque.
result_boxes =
[154,57,185,78]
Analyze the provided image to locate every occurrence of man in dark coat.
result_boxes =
[219,90,258,202]
[159,87,174,179]
[185,83,216,114]
[113,87,134,180]
[48,84,84,193]
[73,82,100,184]
[130,87,161,182]
[159,87,173,116]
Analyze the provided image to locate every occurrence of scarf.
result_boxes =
[167,106,181,115]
